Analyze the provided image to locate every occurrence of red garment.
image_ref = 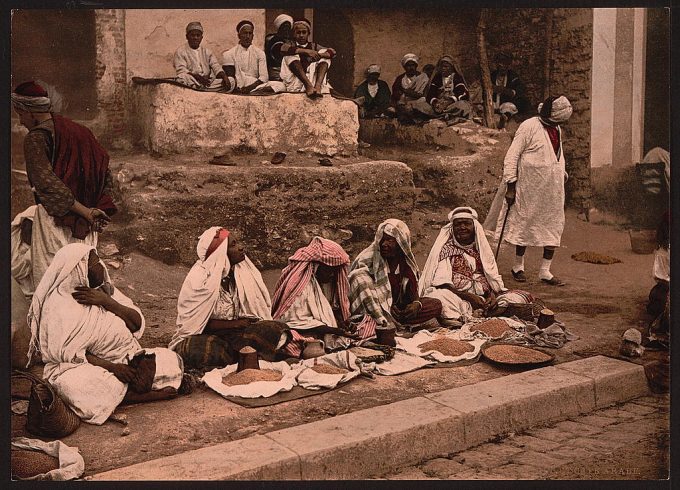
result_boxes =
[51,115,117,238]
[544,125,560,155]
[206,228,230,259]
[387,257,418,308]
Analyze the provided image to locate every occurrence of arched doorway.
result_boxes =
[312,9,355,97]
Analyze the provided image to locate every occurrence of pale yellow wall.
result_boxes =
[125,9,266,80]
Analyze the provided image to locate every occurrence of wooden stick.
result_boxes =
[476,9,496,129]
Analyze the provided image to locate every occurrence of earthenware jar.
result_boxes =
[302,339,325,359]
[237,346,260,372]
[375,328,397,347]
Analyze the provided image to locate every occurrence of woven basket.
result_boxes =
[12,371,81,439]
[11,448,60,480]
[629,229,657,254]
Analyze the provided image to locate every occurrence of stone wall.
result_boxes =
[94,10,128,147]
[131,84,359,156]
[549,9,594,209]
[124,9,266,80]
[113,159,416,268]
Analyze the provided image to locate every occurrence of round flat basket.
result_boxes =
[481,343,555,369]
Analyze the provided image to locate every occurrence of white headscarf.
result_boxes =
[274,14,293,30]
[537,95,572,125]
[170,227,272,350]
[419,207,505,296]
[401,53,419,68]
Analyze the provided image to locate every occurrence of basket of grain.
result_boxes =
[11,448,60,480]
[481,343,555,369]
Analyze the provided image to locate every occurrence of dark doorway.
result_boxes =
[11,9,97,119]
[312,9,355,97]
[643,9,669,153]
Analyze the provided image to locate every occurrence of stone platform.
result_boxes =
[111,155,415,268]
[131,84,359,156]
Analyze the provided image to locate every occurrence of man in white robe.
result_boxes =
[170,227,290,369]
[26,244,184,425]
[221,20,269,94]
[174,22,230,91]
[484,95,573,286]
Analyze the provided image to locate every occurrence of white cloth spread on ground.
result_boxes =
[202,360,296,399]
[294,351,361,390]
[397,329,486,363]
[11,437,85,481]
[26,243,181,424]
[278,274,337,329]
[174,43,224,90]
[11,204,97,299]
[222,44,268,89]
[483,116,567,247]
[369,350,435,376]
[280,50,333,93]
[170,227,272,350]
[419,208,506,323]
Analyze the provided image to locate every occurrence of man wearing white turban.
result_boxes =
[265,14,294,81]
[420,207,533,324]
[390,53,434,122]
[174,22,231,91]
[484,95,573,286]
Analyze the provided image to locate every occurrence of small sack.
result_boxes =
[11,448,59,480]
[12,371,81,439]
[128,351,156,394]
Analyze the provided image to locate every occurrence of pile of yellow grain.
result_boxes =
[310,364,348,375]
[418,338,474,357]
[571,251,622,265]
[221,369,282,386]
[471,319,512,337]
[483,344,552,364]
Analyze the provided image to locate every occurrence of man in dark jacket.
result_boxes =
[353,64,391,118]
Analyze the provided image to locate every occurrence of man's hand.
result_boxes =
[109,363,136,384]
[192,73,211,87]
[90,208,110,232]
[72,286,112,308]
[302,49,321,61]
[468,294,487,310]
[505,183,516,206]
[401,301,423,321]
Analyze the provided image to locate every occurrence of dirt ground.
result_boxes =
[10,204,665,477]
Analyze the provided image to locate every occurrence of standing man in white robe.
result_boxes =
[484,95,573,286]
[222,20,269,94]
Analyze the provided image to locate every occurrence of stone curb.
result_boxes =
[90,355,649,480]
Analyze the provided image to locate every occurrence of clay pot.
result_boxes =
[237,346,260,372]
[302,339,325,359]
[375,328,397,347]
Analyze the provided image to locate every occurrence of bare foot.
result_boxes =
[305,86,316,98]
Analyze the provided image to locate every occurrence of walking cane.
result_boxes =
[495,202,511,260]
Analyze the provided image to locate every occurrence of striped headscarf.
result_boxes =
[348,219,418,329]
[12,81,51,113]
[271,237,350,321]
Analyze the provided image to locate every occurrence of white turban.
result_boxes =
[449,207,478,222]
[274,14,293,30]
[367,64,381,75]
[11,93,51,113]
[401,53,419,68]
[538,95,573,124]
[186,21,203,34]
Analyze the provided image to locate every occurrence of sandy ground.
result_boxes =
[11,206,665,477]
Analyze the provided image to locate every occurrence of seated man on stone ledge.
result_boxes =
[348,219,443,347]
[174,21,230,91]
[425,55,472,121]
[390,54,433,123]
[278,18,336,98]
[169,227,292,370]
[221,20,269,94]
[354,64,392,118]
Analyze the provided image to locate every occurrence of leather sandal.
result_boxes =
[511,269,527,282]
[541,276,566,286]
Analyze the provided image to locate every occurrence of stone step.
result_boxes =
[90,355,649,480]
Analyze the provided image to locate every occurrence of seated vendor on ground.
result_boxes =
[348,219,443,346]
[419,207,535,326]
[221,20,269,94]
[390,53,433,122]
[491,52,529,127]
[26,244,187,425]
[271,237,370,357]
[425,55,472,121]
[173,21,230,91]
[354,64,392,119]
[169,227,291,371]
[264,14,293,82]
[278,18,336,98]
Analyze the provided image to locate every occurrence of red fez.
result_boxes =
[14,81,49,97]
[205,228,230,259]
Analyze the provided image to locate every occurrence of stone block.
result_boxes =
[553,420,603,437]
[509,450,567,470]
[265,396,465,480]
[425,365,596,446]
[505,434,562,453]
[564,436,628,454]
[456,444,524,469]
[114,157,415,268]
[554,356,650,408]
[132,84,359,156]
[620,402,658,416]
[474,463,542,480]
[421,458,467,478]
[525,426,577,443]
[90,435,300,480]
[578,414,619,428]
